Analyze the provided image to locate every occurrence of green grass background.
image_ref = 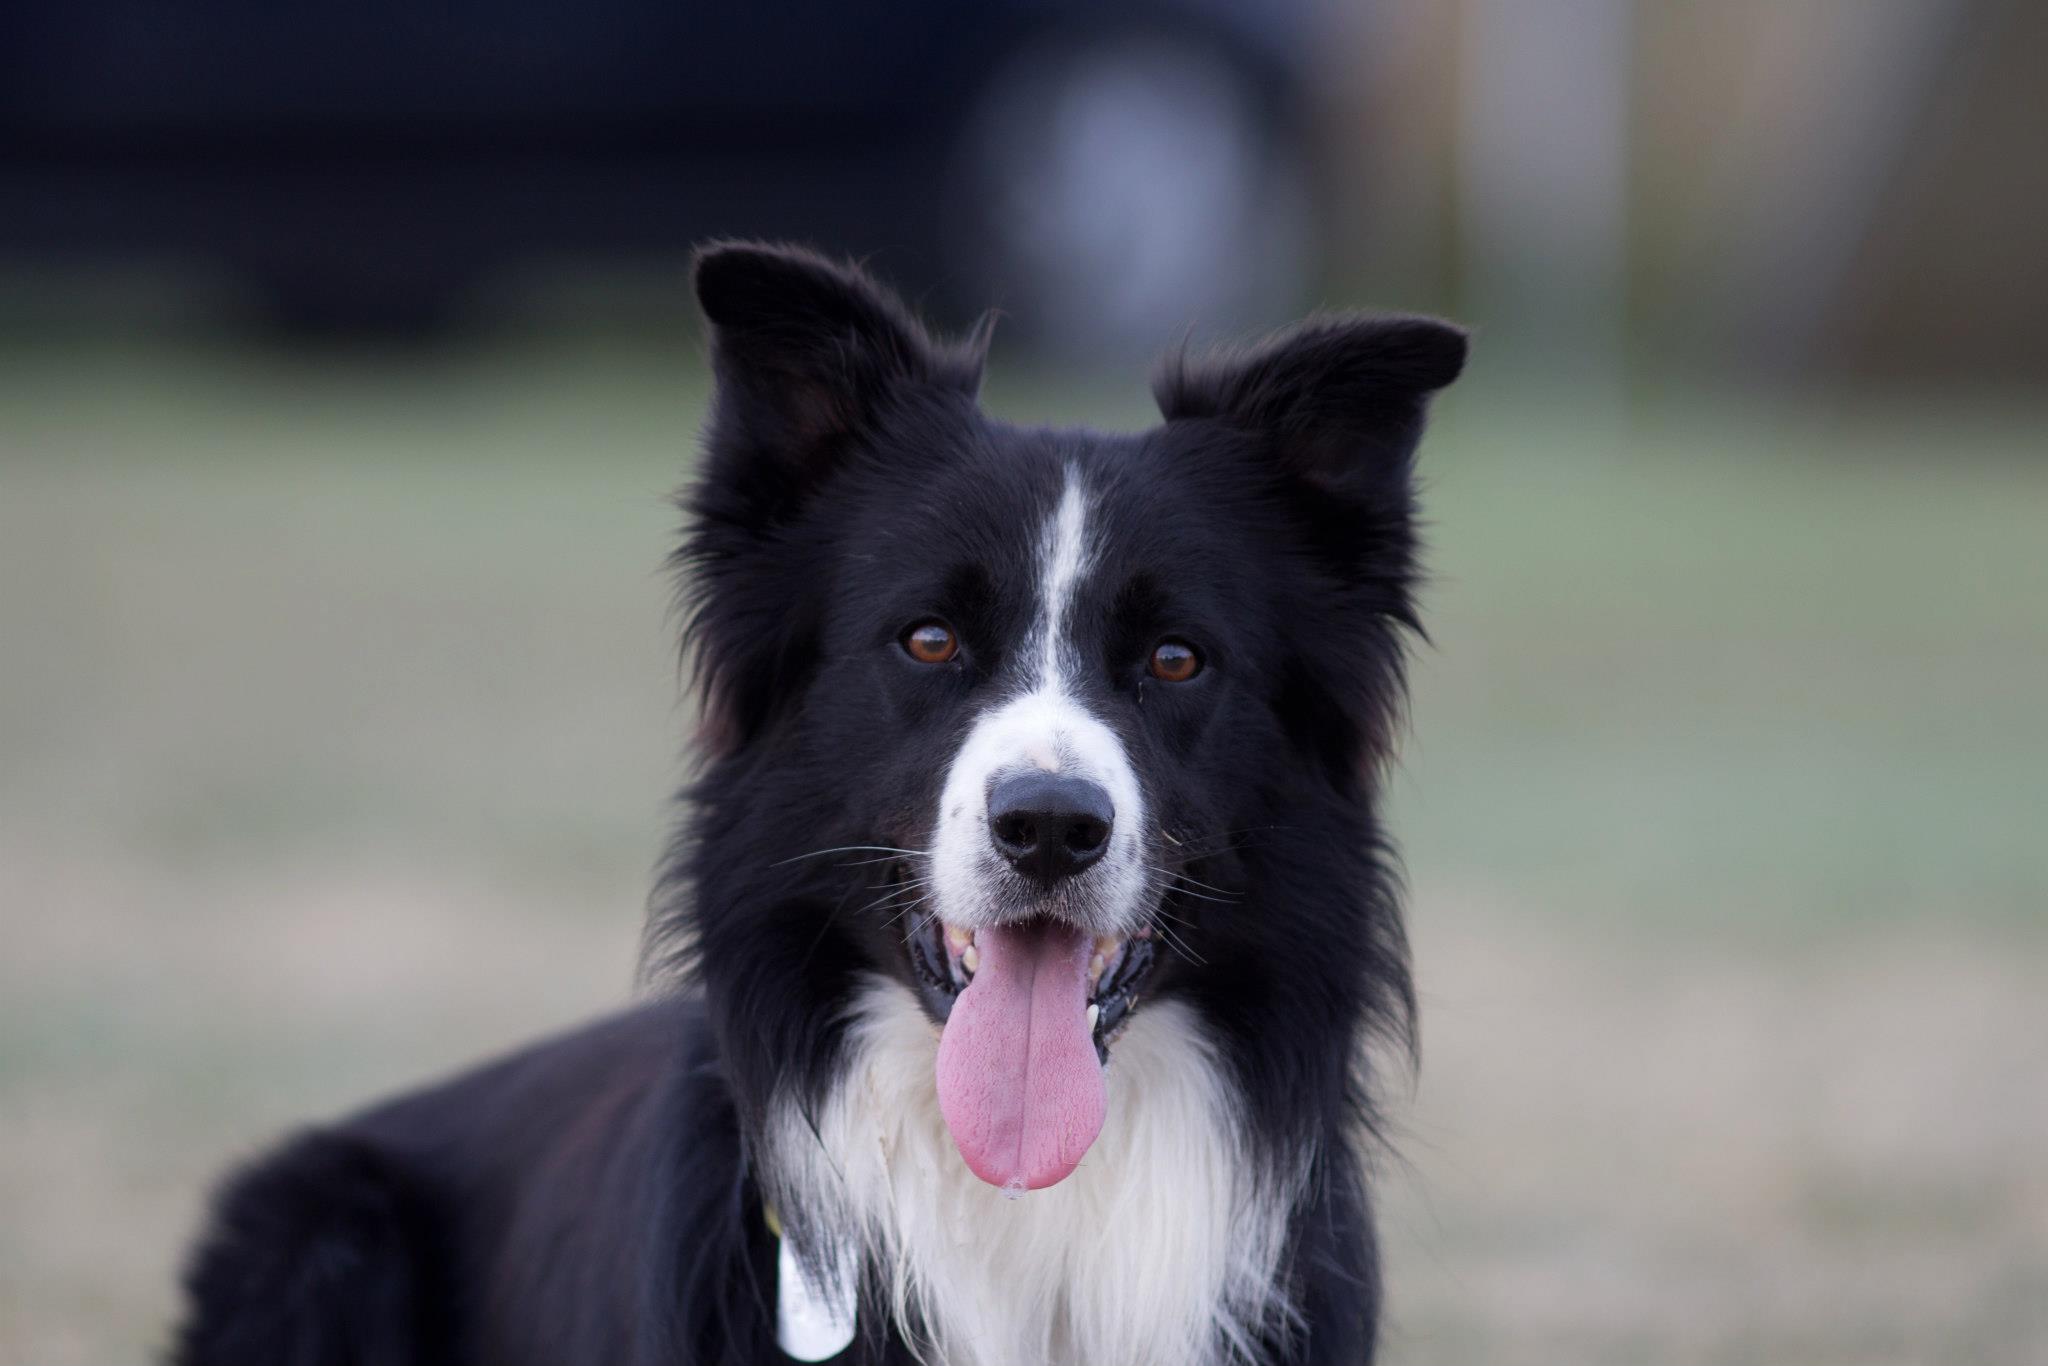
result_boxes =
[3,342,2044,1362]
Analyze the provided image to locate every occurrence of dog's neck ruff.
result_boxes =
[765,979,1303,1366]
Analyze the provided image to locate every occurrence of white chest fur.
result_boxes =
[765,980,1300,1366]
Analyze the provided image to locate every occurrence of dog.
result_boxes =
[173,242,1465,1366]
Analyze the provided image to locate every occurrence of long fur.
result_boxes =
[172,243,1465,1366]
[767,983,1303,1366]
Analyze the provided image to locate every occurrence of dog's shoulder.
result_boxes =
[174,996,766,1366]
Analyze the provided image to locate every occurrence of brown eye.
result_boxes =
[1148,639,1201,682]
[902,621,959,664]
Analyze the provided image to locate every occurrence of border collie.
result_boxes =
[174,243,1465,1366]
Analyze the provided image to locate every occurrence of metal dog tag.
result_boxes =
[775,1230,857,1361]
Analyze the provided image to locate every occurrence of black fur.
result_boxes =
[174,243,1464,1365]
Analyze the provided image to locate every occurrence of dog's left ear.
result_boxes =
[1158,315,1464,777]
[1155,314,1464,602]
[1153,314,1466,499]
[1155,315,1474,491]
[693,242,985,523]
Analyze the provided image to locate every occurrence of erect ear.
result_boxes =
[682,244,987,754]
[692,242,986,523]
[1157,316,1464,783]
[1153,314,1466,499]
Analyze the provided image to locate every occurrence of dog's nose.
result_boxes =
[987,773,1114,883]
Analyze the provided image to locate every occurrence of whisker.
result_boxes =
[771,845,928,868]
[1159,824,1297,863]
[880,907,927,933]
[860,888,930,922]
[880,880,942,925]
[1160,885,1237,907]
[1144,866,1240,902]
[1143,870,1239,906]
[1149,919,1207,967]
[798,874,871,969]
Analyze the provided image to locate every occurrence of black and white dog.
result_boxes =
[175,243,1465,1366]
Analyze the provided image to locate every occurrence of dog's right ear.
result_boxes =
[692,242,984,525]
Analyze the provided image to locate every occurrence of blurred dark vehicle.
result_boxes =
[0,0,1319,346]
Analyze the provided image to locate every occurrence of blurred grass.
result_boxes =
[1,341,2044,1363]
[1405,391,2048,933]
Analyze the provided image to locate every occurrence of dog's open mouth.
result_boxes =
[907,915,1156,1055]
[907,910,1158,1193]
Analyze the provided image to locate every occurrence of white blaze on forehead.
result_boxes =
[929,467,1148,934]
[1033,476,1091,690]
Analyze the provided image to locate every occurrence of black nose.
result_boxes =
[987,772,1114,883]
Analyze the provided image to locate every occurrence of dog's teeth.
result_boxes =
[961,944,979,976]
[1087,1003,1100,1031]
[1089,953,1105,982]
[945,924,972,952]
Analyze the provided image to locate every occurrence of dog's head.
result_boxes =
[672,243,1463,1189]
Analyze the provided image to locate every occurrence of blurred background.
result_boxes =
[3,0,2044,1361]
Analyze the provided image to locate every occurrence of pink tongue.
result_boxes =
[935,920,1105,1190]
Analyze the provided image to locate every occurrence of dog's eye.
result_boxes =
[1148,639,1201,683]
[902,621,960,664]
